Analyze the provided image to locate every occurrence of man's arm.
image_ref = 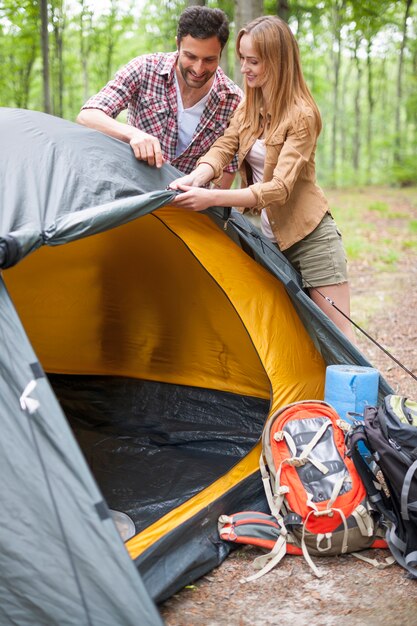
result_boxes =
[76,109,165,168]
[77,109,137,143]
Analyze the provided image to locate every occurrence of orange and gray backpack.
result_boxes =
[219,400,388,579]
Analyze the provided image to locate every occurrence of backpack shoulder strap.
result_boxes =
[387,524,417,579]
[401,458,417,521]
[242,534,287,583]
[401,397,414,424]
[348,427,395,524]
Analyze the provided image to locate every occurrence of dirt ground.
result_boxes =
[160,187,417,626]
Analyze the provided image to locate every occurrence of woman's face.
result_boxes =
[239,33,266,89]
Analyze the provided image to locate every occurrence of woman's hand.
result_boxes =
[169,163,215,190]
[171,185,215,212]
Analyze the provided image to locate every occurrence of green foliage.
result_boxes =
[328,202,374,260]
[0,0,40,108]
[0,0,416,189]
[390,156,417,187]
[368,201,389,213]
[328,187,416,282]
[403,240,417,250]
[343,236,370,261]
[376,249,399,270]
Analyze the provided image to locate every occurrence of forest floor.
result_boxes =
[160,186,417,626]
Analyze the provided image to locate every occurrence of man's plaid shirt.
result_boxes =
[82,52,243,175]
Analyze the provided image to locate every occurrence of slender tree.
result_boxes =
[412,31,417,152]
[39,0,51,113]
[394,0,413,163]
[364,40,375,180]
[51,0,66,117]
[352,35,363,174]
[105,0,118,81]
[340,56,352,172]
[8,44,37,108]
[79,0,93,102]
[234,0,264,85]
[277,0,289,21]
[329,0,346,186]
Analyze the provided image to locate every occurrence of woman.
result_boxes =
[170,15,355,342]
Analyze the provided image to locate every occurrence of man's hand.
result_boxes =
[76,109,165,168]
[129,130,165,168]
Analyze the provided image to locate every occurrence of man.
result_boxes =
[77,6,243,188]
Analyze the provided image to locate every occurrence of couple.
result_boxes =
[78,7,354,342]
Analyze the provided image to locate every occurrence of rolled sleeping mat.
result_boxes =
[324,364,380,424]
[324,365,380,463]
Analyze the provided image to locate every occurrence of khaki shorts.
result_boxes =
[283,213,348,288]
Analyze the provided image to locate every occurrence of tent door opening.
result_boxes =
[5,209,273,541]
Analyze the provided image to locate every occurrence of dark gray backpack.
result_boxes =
[348,395,417,577]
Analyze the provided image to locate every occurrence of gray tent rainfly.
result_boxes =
[0,108,392,624]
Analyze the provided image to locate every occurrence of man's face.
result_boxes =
[176,35,222,89]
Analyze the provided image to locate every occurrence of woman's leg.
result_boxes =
[309,282,356,343]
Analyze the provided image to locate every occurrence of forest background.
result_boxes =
[1,0,416,189]
[1,4,416,620]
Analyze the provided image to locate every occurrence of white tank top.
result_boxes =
[246,139,276,242]
[174,75,212,157]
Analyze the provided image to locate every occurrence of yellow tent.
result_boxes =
[6,205,325,599]
[2,110,379,608]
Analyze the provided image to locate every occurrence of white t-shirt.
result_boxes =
[175,75,212,157]
[246,139,276,242]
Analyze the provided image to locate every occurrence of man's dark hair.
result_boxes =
[177,6,229,50]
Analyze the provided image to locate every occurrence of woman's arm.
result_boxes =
[171,184,257,212]
[171,108,243,190]
[249,109,318,211]
[170,109,246,210]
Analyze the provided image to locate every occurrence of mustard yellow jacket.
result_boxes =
[198,103,329,251]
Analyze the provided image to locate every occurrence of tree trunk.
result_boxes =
[234,0,264,33]
[413,37,417,149]
[39,0,51,113]
[340,61,352,171]
[394,0,413,164]
[105,0,118,81]
[366,40,374,183]
[330,0,345,186]
[234,0,264,85]
[353,40,362,175]
[277,0,289,22]
[79,0,93,102]
[23,47,37,109]
[220,40,230,77]
[12,47,36,109]
[52,0,65,117]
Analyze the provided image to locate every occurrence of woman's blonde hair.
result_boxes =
[236,15,321,139]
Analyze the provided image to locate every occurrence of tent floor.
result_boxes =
[48,375,269,534]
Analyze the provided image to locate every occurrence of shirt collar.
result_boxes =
[156,52,179,81]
